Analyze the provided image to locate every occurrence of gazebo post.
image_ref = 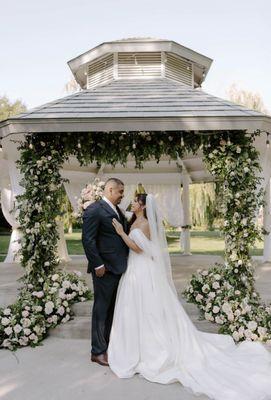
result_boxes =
[263,177,271,262]
[181,170,192,255]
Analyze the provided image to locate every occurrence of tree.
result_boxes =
[0,95,27,122]
[226,83,269,114]
[64,77,81,94]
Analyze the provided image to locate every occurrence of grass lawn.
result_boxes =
[0,229,264,259]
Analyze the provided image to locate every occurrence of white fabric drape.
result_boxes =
[120,184,183,227]
[62,173,183,228]
[0,160,24,263]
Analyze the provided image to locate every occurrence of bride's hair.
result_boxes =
[128,193,148,232]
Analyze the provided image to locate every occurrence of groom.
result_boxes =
[82,177,129,366]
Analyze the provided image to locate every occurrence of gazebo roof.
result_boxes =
[0,78,270,137]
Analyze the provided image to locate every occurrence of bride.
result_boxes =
[108,193,271,400]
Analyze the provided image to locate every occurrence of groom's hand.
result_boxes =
[95,266,106,277]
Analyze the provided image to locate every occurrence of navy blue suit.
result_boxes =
[82,199,129,355]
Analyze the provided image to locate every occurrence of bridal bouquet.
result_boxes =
[76,177,105,217]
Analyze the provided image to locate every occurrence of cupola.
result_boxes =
[68,37,213,90]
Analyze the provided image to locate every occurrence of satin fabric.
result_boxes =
[108,228,271,400]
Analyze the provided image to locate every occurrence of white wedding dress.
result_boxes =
[108,196,271,400]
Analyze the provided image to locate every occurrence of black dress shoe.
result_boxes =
[91,353,109,366]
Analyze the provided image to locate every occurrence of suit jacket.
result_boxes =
[82,199,129,274]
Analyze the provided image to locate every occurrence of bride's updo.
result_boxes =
[128,193,148,231]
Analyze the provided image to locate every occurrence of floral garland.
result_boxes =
[184,131,271,343]
[1,129,268,350]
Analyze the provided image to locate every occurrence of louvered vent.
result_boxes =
[87,54,114,89]
[118,52,161,79]
[165,53,192,86]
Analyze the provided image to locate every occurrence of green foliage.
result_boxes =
[0,95,27,121]
[190,182,220,229]
[184,131,271,342]
[4,128,268,349]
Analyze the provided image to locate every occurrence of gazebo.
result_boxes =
[1,37,271,263]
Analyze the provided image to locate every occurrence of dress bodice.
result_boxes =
[128,228,154,258]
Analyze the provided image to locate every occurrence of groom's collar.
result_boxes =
[102,196,117,210]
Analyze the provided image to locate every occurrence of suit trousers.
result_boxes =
[91,269,121,355]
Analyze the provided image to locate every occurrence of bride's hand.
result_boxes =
[112,218,124,235]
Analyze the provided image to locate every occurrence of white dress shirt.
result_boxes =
[102,196,120,218]
[95,196,120,270]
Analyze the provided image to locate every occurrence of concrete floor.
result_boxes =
[0,254,270,400]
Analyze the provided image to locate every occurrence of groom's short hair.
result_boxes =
[104,177,124,187]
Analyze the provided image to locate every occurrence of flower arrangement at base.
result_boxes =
[76,177,105,217]
[183,131,271,343]
[0,270,92,351]
[183,263,271,343]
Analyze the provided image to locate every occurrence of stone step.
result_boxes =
[71,300,93,316]
[49,316,91,340]
[49,313,218,340]
[49,298,217,339]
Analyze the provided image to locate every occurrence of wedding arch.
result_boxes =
[1,38,271,350]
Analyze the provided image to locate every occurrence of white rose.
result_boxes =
[215,316,224,324]
[232,331,240,341]
[19,337,29,346]
[1,317,11,326]
[201,270,209,276]
[57,306,65,316]
[234,309,241,317]
[29,333,38,341]
[212,306,220,314]
[3,339,11,348]
[51,315,58,324]
[4,326,13,335]
[244,329,252,339]
[195,294,203,302]
[23,328,31,336]
[227,313,234,321]
[62,314,70,323]
[13,324,22,334]
[258,327,267,337]
[33,325,41,334]
[205,312,214,322]
[22,310,29,317]
[62,280,71,289]
[230,253,237,261]
[212,282,220,290]
[22,318,31,328]
[202,284,210,293]
[51,274,59,281]
[222,302,232,314]
[247,321,257,331]
[3,308,11,316]
[214,274,221,280]
[209,292,216,299]
[71,283,78,291]
[34,291,44,298]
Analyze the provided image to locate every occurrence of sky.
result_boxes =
[1,0,271,112]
